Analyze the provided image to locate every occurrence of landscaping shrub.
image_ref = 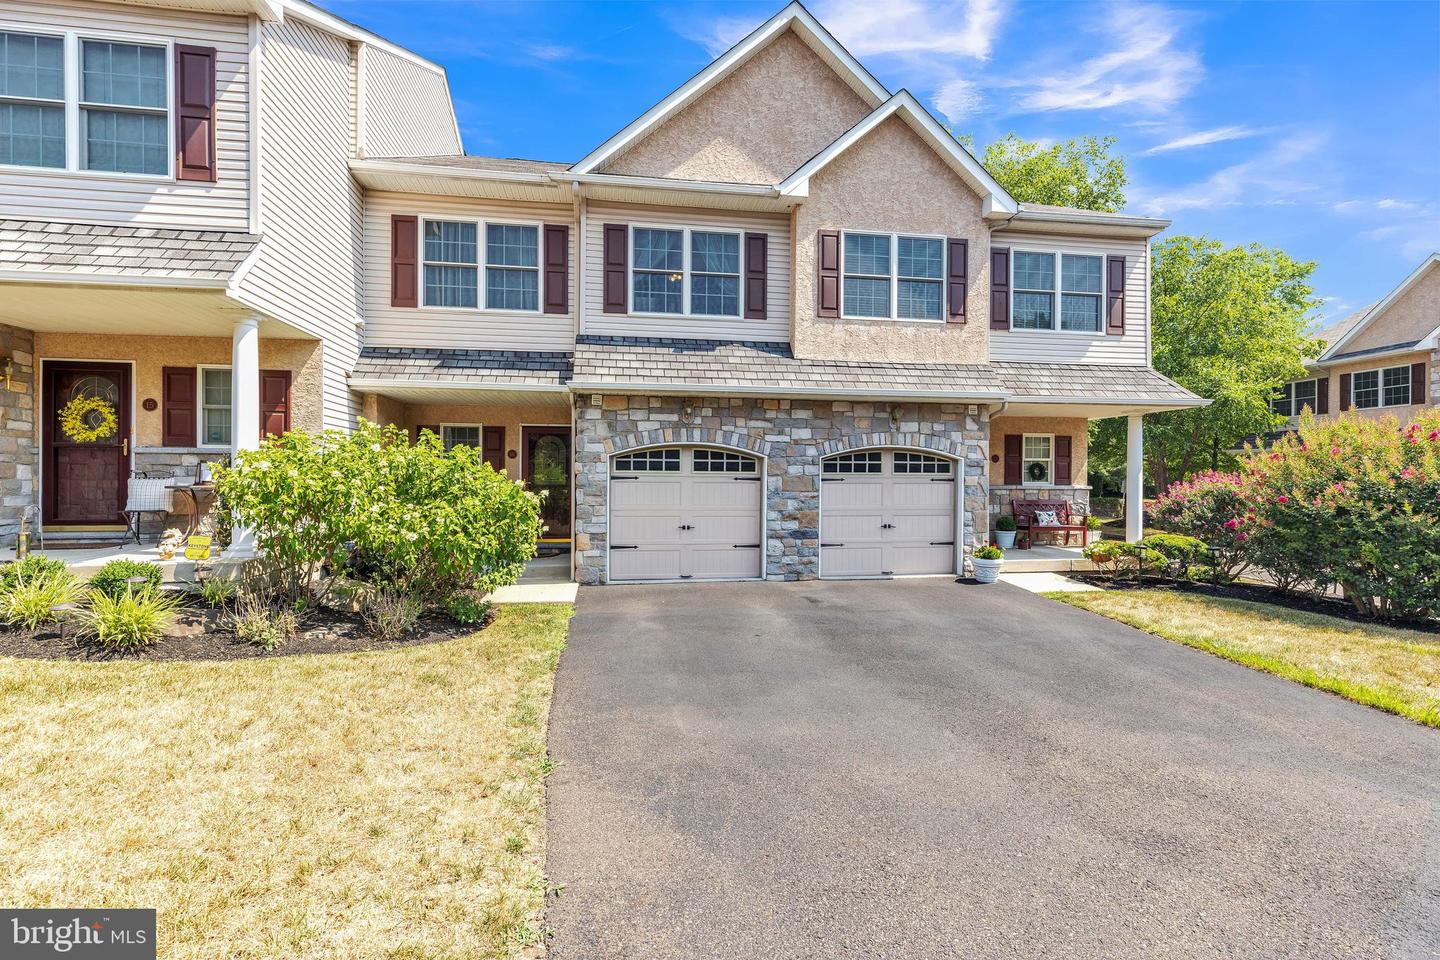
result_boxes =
[74,590,181,650]
[0,562,84,630]
[363,586,423,641]
[443,593,491,626]
[87,558,163,599]
[1083,540,1168,580]
[995,516,1017,532]
[229,600,299,651]
[198,576,238,608]
[1150,470,1254,581]
[973,545,1003,560]
[1137,533,1210,570]
[0,555,68,592]
[216,421,542,607]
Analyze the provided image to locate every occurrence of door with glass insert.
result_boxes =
[44,362,132,526]
[522,427,571,540]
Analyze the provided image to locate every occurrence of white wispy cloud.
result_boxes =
[1141,125,1261,155]
[1130,133,1329,214]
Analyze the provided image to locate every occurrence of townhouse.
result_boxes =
[0,0,1205,584]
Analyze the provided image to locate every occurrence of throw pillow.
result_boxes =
[1034,510,1060,526]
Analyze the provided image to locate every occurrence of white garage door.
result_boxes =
[820,450,957,578]
[609,447,764,582]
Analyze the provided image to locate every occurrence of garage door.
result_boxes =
[609,447,764,582]
[819,450,957,578]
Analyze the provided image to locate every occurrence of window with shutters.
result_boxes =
[1010,249,1107,333]
[1351,365,1412,410]
[627,224,744,317]
[1271,379,1318,417]
[81,40,168,175]
[0,31,66,169]
[440,424,482,451]
[840,232,943,322]
[421,218,543,312]
[198,366,231,447]
[1022,435,1053,485]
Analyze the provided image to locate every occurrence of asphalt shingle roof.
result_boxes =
[352,347,573,386]
[991,361,1199,403]
[0,219,260,282]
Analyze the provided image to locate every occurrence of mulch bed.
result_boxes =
[0,602,487,662]
[1067,573,1440,635]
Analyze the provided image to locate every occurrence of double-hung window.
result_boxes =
[421,220,541,312]
[841,232,943,321]
[629,226,742,317]
[1351,365,1411,410]
[0,30,66,169]
[1382,366,1411,407]
[485,223,539,311]
[441,424,481,451]
[1012,251,1105,333]
[1022,435,1053,485]
[199,367,231,447]
[1271,379,1318,417]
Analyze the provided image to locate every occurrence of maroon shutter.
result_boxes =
[989,247,1010,330]
[602,224,628,313]
[947,238,968,323]
[259,370,291,438]
[817,230,840,318]
[744,232,768,320]
[1003,434,1021,485]
[391,215,418,307]
[174,44,217,182]
[1315,377,1330,415]
[482,425,505,472]
[543,224,569,314]
[1055,435,1073,484]
[161,367,197,447]
[1339,373,1352,412]
[414,424,439,443]
[1411,362,1426,405]
[1106,255,1126,335]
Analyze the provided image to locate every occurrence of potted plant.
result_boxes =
[971,545,1004,584]
[994,515,1018,549]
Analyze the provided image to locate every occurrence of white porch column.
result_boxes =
[1125,413,1144,543]
[225,315,261,557]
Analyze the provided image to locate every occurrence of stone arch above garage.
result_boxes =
[816,432,964,459]
[606,426,771,459]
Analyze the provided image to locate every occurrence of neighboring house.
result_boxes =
[1271,254,1439,429]
[0,0,1204,582]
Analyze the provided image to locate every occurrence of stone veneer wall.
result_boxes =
[0,324,37,546]
[131,447,231,538]
[989,485,1092,535]
[573,395,989,584]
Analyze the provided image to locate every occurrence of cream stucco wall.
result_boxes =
[602,30,872,185]
[988,416,1089,486]
[791,116,989,364]
[34,333,323,447]
[1339,264,1440,355]
[362,399,568,482]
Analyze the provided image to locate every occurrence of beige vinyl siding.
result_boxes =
[583,202,791,342]
[0,0,251,230]
[988,231,1150,366]
[234,16,362,430]
[360,46,460,158]
[362,192,576,352]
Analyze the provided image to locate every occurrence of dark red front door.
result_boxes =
[44,362,131,526]
[522,426,571,540]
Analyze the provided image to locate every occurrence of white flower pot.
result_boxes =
[995,530,1017,549]
[972,557,1004,584]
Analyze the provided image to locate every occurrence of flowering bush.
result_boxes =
[1150,470,1254,580]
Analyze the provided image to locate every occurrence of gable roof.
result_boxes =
[571,1,888,176]
[777,90,1018,215]
[1317,253,1440,362]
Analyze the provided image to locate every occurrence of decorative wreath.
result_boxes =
[59,395,118,443]
[1026,461,1049,483]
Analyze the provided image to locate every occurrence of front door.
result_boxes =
[44,362,132,527]
[522,426,571,540]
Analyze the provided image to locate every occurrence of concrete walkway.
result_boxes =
[489,553,577,604]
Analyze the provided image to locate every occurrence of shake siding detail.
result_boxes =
[0,0,250,229]
[363,193,576,351]
[582,202,791,343]
[987,231,1150,366]
[235,17,362,430]
[360,47,461,158]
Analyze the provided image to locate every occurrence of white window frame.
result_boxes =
[1008,247,1108,337]
[439,422,484,451]
[0,23,174,180]
[197,364,231,450]
[1352,364,1413,409]
[1021,433,1054,487]
[626,222,745,319]
[838,230,946,324]
[1272,378,1319,418]
[418,216,544,315]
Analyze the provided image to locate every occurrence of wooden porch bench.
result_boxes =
[1011,499,1089,549]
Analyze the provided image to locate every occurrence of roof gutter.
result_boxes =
[566,380,1007,402]
[0,270,228,290]
[348,158,555,186]
[549,171,781,199]
[348,377,569,394]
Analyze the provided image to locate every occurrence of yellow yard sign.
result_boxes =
[185,535,213,561]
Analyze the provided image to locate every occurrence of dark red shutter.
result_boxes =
[259,370,291,438]
[947,238,968,323]
[391,215,418,308]
[1411,362,1426,405]
[602,224,627,314]
[1315,377,1330,415]
[161,367,197,447]
[482,426,505,472]
[744,232,767,320]
[543,224,569,314]
[989,247,1010,330]
[174,44,216,182]
[1339,373,1352,412]
[1003,434,1021,485]
[1055,435,1073,484]
[1106,255,1126,335]
[817,230,840,318]
[413,424,439,443]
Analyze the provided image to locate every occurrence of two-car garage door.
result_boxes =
[819,450,957,578]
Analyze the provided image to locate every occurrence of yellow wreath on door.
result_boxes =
[59,395,118,443]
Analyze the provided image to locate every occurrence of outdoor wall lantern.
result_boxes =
[681,399,695,423]
[0,356,11,391]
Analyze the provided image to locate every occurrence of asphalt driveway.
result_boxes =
[545,579,1440,959]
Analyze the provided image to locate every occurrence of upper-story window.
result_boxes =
[1012,250,1104,333]
[0,29,173,177]
[841,232,943,322]
[1352,365,1411,409]
[1271,379,1318,417]
[630,226,742,317]
[421,219,540,312]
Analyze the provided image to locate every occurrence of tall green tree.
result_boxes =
[1091,237,1323,491]
[966,133,1128,212]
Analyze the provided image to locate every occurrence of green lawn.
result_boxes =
[1050,589,1440,728]
[0,602,573,960]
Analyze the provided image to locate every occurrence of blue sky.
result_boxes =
[328,0,1440,323]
